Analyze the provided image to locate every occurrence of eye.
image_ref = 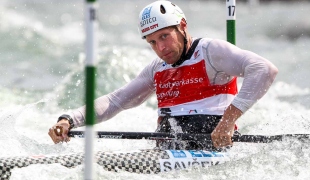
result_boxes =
[149,40,155,45]
[161,34,168,39]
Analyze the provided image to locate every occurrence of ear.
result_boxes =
[179,18,187,31]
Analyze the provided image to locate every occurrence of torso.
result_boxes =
[153,38,237,116]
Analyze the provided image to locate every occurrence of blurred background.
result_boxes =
[0,0,309,179]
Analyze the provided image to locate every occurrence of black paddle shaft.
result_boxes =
[68,131,310,143]
[233,134,310,143]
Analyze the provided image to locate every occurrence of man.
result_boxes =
[48,1,278,150]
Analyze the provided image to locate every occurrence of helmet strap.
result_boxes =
[172,30,188,67]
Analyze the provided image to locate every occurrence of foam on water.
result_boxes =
[0,0,310,179]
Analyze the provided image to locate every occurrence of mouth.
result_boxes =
[162,52,172,59]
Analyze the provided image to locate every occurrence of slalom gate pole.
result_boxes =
[84,0,98,179]
[226,0,236,45]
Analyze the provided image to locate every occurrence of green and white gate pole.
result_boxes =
[84,0,98,179]
[226,0,236,45]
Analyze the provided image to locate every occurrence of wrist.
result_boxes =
[57,114,74,130]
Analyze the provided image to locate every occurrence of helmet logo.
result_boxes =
[138,1,185,38]
[140,17,157,28]
[141,6,152,20]
[140,6,157,29]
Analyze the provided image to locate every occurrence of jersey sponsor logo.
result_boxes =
[158,77,204,89]
[188,109,197,114]
[157,90,179,99]
[156,77,204,99]
[194,50,200,59]
[154,60,238,107]
[155,61,209,107]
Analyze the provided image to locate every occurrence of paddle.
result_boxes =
[67,130,310,143]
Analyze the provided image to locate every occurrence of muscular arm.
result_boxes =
[70,62,156,128]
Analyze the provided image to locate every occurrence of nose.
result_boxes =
[156,41,166,52]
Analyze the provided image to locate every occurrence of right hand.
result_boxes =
[48,119,71,144]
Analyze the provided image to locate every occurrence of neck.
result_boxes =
[185,36,192,54]
[172,33,192,67]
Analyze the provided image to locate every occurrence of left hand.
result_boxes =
[211,104,242,148]
[211,119,235,148]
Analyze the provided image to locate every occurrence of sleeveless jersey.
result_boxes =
[154,39,238,116]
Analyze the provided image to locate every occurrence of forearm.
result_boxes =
[211,104,242,148]
[221,104,243,126]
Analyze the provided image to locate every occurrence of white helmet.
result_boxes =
[138,1,186,39]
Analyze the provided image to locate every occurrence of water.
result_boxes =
[1,0,310,179]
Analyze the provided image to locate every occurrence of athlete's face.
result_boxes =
[145,26,184,65]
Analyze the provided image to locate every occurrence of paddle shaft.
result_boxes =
[68,131,310,143]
